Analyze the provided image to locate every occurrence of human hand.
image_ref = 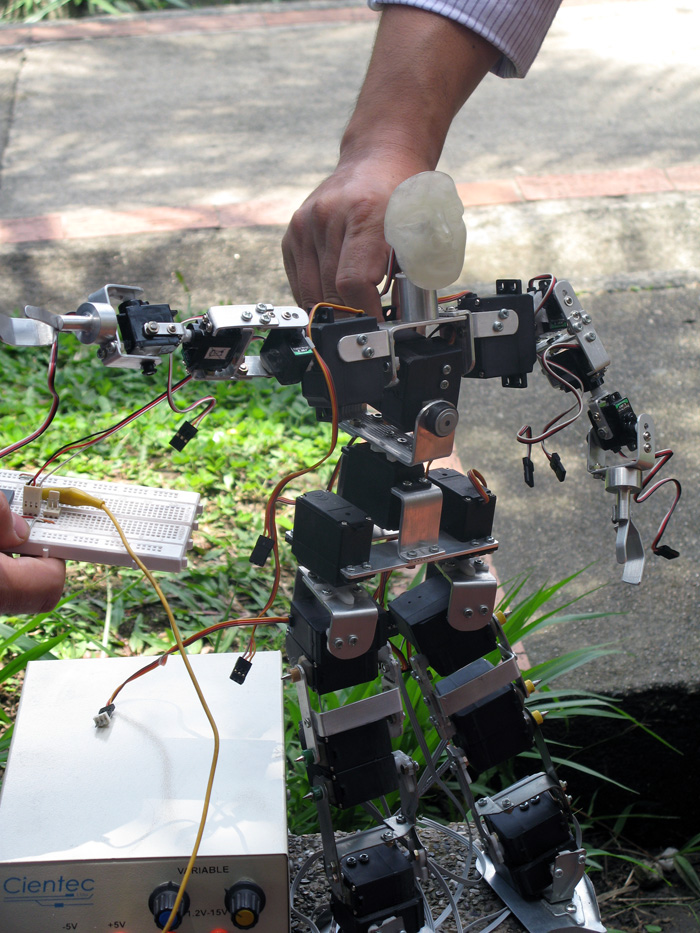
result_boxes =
[282,151,430,320]
[0,493,66,615]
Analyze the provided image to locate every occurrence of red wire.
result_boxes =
[0,339,60,461]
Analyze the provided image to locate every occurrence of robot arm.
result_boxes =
[0,267,678,583]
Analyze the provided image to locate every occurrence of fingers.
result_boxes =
[0,493,66,615]
[0,554,66,615]
[282,169,392,320]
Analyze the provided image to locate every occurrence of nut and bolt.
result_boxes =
[145,321,159,334]
[238,363,248,374]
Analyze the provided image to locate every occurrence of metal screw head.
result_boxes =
[260,313,272,324]
[381,830,394,840]
[493,321,504,332]
[554,868,564,878]
[498,308,510,319]
[346,856,357,868]
[578,855,586,865]
[145,320,159,334]
[571,321,583,332]
[241,310,253,322]
[407,549,417,558]
[440,379,450,390]
[565,904,577,915]
[348,635,359,647]
[359,853,370,863]
[255,302,273,313]
[362,346,375,358]
[477,797,488,807]
[282,310,291,319]
[303,717,311,727]
[429,545,440,553]
[463,608,473,618]
[333,638,344,649]
[564,294,574,306]
[356,333,368,345]
[396,814,406,824]
[501,798,513,809]
[362,562,372,569]
[585,331,597,342]
[479,605,489,616]
[396,437,408,444]
[238,363,249,374]
[167,323,178,334]
[442,364,452,375]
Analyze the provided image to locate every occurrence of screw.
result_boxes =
[238,363,248,374]
[554,868,564,878]
[585,332,597,342]
[362,346,375,358]
[397,437,408,444]
[255,303,272,313]
[402,480,413,488]
[429,545,440,553]
[334,638,344,649]
[564,294,574,306]
[145,321,160,334]
[479,605,489,615]
[566,904,577,915]
[348,635,359,647]
[578,855,586,865]
[442,364,452,375]
[502,798,513,809]
[359,853,370,864]
[498,308,510,319]
[582,313,592,323]
[407,550,417,558]
[282,311,291,319]
[167,323,178,334]
[440,379,450,389]
[382,830,394,840]
[571,322,583,332]
[303,718,311,727]
[260,313,272,324]
[346,856,357,868]
[345,566,355,573]
[362,562,372,569]
[356,334,368,345]
[643,431,651,441]
[321,588,332,595]
[463,608,473,618]
[477,798,487,807]
[241,310,253,322]
[644,443,652,452]
[493,321,504,332]
[396,814,406,824]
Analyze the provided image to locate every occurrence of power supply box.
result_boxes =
[0,651,289,932]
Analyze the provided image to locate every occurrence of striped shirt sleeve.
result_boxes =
[368,0,562,78]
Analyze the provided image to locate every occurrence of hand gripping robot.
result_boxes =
[0,173,680,933]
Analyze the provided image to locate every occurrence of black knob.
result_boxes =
[148,882,190,930]
[225,881,266,929]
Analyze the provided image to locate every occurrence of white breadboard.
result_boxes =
[1,469,202,571]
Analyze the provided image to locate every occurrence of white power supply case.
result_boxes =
[0,651,289,932]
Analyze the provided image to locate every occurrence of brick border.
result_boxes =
[2,164,698,245]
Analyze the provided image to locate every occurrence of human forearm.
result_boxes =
[339,5,500,171]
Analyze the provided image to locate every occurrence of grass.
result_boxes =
[2,330,694,933]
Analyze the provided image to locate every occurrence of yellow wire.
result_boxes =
[97,499,220,933]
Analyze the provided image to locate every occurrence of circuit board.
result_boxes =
[1,469,202,572]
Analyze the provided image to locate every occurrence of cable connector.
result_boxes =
[249,534,274,567]
[549,452,566,482]
[654,544,680,560]
[230,657,252,685]
[522,456,535,488]
[93,703,115,728]
[170,420,198,451]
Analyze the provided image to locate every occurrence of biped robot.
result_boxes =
[0,173,679,933]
